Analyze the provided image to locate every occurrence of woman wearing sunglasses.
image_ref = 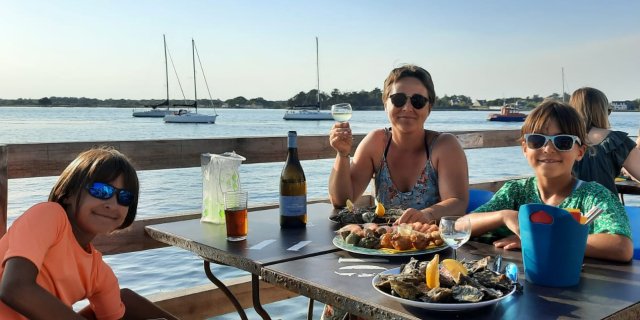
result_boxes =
[0,147,177,319]
[466,100,632,262]
[569,87,640,194]
[328,64,468,226]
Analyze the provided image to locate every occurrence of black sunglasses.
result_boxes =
[608,108,612,115]
[85,182,134,206]
[524,134,581,152]
[389,93,429,109]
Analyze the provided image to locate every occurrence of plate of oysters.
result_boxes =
[333,221,447,257]
[372,255,519,311]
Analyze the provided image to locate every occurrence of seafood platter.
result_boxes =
[333,221,447,256]
[373,255,520,311]
[332,200,447,256]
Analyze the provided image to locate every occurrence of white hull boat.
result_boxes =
[164,39,218,124]
[133,35,177,118]
[284,37,333,121]
[283,107,333,120]
[164,110,217,123]
[132,109,175,118]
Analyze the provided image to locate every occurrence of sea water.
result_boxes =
[1,107,638,318]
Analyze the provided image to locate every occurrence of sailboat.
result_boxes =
[283,37,333,121]
[133,34,176,118]
[164,39,218,124]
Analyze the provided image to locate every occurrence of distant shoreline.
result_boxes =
[1,105,638,113]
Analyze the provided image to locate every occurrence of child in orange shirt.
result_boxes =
[0,147,177,319]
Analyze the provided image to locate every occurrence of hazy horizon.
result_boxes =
[2,0,639,101]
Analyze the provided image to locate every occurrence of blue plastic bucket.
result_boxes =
[518,204,589,287]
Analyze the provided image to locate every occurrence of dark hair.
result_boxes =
[382,64,436,107]
[48,146,139,229]
[521,99,587,146]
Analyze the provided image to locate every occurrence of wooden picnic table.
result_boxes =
[261,241,640,319]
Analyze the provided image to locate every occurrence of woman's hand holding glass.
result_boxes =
[329,122,353,157]
[439,216,471,260]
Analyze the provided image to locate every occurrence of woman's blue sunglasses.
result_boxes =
[524,134,581,152]
[85,182,134,206]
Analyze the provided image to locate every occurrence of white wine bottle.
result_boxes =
[280,131,307,228]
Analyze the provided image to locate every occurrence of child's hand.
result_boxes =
[501,209,520,236]
[493,234,521,250]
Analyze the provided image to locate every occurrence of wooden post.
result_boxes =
[0,145,7,236]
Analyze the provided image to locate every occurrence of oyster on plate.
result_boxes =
[374,256,519,304]
[331,206,404,225]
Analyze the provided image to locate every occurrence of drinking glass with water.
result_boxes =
[439,216,471,260]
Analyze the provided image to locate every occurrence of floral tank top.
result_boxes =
[374,128,440,210]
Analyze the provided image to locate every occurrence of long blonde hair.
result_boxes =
[569,87,611,130]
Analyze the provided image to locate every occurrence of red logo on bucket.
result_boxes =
[530,210,553,224]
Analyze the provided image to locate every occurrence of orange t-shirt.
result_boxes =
[0,202,125,319]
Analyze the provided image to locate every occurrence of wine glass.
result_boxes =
[331,103,352,122]
[439,216,471,260]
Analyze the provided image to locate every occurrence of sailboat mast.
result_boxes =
[192,39,197,113]
[562,67,565,102]
[316,36,320,107]
[163,34,169,109]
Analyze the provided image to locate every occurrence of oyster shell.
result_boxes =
[473,270,513,293]
[332,207,403,224]
[452,285,484,303]
[390,276,426,300]
[423,287,453,303]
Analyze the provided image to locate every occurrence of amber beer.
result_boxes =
[223,190,248,241]
[224,207,248,241]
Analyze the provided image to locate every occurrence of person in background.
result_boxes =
[569,87,640,195]
[328,64,469,225]
[0,147,178,319]
[621,129,640,182]
[467,100,632,262]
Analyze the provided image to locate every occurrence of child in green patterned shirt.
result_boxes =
[468,100,633,262]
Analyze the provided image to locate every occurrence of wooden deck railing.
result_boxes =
[0,129,522,318]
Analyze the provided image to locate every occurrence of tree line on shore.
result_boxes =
[1,88,638,110]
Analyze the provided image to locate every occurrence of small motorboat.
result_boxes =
[487,106,527,122]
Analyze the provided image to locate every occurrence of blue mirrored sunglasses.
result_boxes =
[524,133,581,152]
[85,182,134,206]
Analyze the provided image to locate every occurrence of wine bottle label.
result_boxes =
[279,195,307,216]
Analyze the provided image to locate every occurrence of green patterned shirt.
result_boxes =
[473,177,631,239]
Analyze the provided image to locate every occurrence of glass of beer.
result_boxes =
[223,190,248,241]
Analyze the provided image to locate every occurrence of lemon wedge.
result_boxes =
[426,254,440,289]
[441,259,468,282]
[375,202,385,217]
[345,199,354,212]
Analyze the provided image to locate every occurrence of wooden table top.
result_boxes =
[144,202,340,274]
[261,241,640,320]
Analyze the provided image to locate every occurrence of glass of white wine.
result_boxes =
[331,103,352,122]
[439,216,471,260]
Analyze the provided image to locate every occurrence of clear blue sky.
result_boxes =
[1,0,639,101]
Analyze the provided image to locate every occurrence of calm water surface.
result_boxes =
[1,107,638,317]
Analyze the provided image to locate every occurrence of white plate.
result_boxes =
[372,267,517,311]
[333,236,447,257]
